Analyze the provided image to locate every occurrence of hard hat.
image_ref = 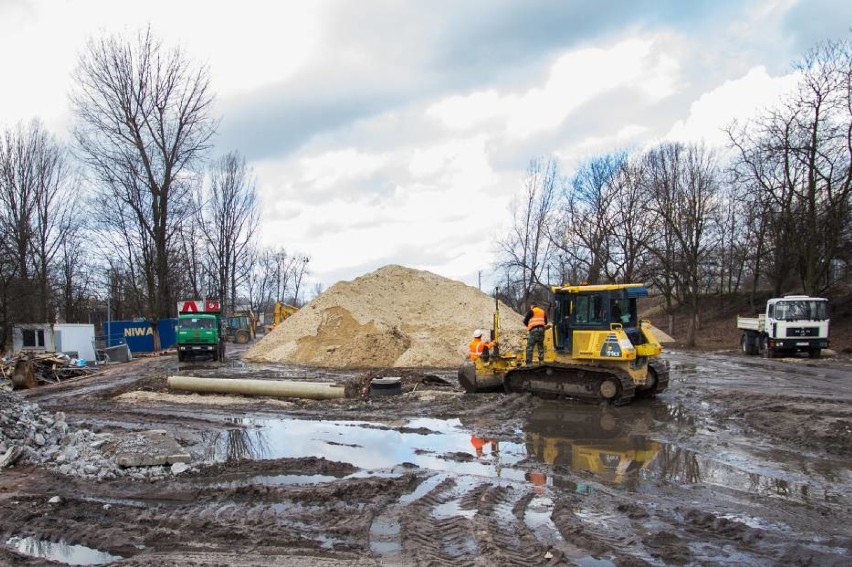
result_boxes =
[473,329,483,338]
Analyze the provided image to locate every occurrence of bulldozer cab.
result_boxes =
[551,284,647,353]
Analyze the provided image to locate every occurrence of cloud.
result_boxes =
[665,66,799,145]
[1,0,847,294]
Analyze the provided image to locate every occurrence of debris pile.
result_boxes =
[245,265,527,368]
[0,389,189,481]
[2,352,97,390]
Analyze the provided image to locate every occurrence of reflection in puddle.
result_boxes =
[521,402,839,503]
[202,402,840,504]
[523,402,662,492]
[5,536,123,565]
[205,417,528,481]
[212,473,341,487]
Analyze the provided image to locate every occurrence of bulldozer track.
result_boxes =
[504,363,637,405]
[635,359,670,399]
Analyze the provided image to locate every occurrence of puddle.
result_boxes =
[205,417,529,482]
[212,473,342,488]
[199,399,844,504]
[522,401,845,503]
[5,536,123,565]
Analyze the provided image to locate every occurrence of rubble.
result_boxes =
[0,389,191,481]
[246,264,528,368]
[2,352,98,390]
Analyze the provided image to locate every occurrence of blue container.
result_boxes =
[105,319,178,353]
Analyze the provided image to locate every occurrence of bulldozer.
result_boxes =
[459,283,669,405]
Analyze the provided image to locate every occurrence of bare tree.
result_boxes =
[70,27,216,350]
[727,39,852,295]
[496,157,559,310]
[554,152,625,284]
[202,152,259,313]
[0,119,78,328]
[243,247,275,324]
[56,231,97,323]
[175,192,215,299]
[608,158,656,283]
[642,142,722,346]
[291,255,311,306]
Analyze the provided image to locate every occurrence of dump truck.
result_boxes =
[176,300,226,362]
[737,295,830,358]
[459,284,669,405]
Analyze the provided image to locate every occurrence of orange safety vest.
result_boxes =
[527,306,546,330]
[469,338,488,360]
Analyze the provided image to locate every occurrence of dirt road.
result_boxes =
[1,348,849,566]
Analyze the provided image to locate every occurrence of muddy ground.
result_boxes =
[1,346,850,566]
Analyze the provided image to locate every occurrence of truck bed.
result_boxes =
[736,315,764,332]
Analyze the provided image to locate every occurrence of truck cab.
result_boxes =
[176,300,226,362]
[738,295,830,358]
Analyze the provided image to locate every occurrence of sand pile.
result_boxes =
[244,265,527,368]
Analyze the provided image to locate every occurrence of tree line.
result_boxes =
[0,28,309,351]
[494,40,851,346]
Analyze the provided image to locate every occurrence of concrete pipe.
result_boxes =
[167,376,346,400]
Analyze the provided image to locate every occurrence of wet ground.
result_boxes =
[1,348,850,566]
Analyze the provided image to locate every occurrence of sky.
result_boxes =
[1,0,850,295]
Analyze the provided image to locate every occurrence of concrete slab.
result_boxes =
[112,430,191,468]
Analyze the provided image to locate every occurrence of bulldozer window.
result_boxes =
[574,295,605,325]
[610,299,630,324]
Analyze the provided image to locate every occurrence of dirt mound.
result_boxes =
[244,265,527,368]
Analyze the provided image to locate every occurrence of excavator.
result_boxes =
[264,301,299,333]
[459,283,669,405]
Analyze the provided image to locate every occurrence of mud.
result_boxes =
[1,347,850,566]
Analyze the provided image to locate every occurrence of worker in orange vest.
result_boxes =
[470,435,499,457]
[468,329,494,360]
[523,301,548,364]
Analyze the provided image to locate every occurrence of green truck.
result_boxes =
[176,300,226,362]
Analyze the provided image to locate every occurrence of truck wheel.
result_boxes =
[178,350,185,363]
[235,330,249,344]
[808,348,821,359]
[741,334,757,356]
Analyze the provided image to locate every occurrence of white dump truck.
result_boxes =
[737,295,830,358]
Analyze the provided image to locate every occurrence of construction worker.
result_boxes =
[468,329,493,360]
[524,301,547,364]
[470,435,499,458]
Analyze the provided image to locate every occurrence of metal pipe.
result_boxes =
[167,376,346,400]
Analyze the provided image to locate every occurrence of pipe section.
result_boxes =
[167,376,345,400]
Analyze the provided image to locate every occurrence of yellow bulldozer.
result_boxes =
[459,283,669,405]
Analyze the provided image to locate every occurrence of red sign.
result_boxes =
[178,300,221,314]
